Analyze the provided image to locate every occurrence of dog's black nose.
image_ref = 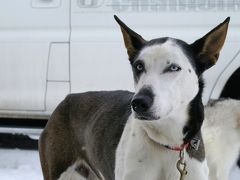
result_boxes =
[131,95,153,113]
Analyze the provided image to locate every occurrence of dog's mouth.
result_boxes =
[134,113,160,121]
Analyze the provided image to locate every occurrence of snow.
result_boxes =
[230,166,240,180]
[0,149,42,180]
[0,148,239,180]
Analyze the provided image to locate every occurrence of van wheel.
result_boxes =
[220,67,240,100]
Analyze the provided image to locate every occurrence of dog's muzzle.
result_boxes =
[131,94,154,120]
[131,95,152,113]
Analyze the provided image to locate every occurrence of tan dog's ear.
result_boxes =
[191,17,230,73]
[114,15,146,62]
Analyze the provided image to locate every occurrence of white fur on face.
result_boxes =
[135,40,199,122]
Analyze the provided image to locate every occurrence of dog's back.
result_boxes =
[203,99,240,180]
[39,90,133,180]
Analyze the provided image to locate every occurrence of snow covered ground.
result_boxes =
[0,149,42,180]
[0,148,239,180]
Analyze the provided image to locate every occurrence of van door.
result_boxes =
[0,0,70,112]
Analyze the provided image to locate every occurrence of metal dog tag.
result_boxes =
[190,138,200,151]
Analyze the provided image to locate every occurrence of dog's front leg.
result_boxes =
[120,147,157,180]
[115,120,159,180]
[122,168,151,180]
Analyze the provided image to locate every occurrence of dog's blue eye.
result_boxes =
[169,64,181,72]
[135,62,144,72]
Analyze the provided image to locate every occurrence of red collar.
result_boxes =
[163,143,189,152]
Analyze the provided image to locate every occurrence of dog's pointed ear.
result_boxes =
[114,15,146,62]
[191,17,230,73]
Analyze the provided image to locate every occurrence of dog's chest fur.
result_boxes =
[115,116,209,180]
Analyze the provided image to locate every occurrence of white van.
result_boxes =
[0,0,239,128]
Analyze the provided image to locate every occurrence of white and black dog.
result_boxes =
[39,16,240,180]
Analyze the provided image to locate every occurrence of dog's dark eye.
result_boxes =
[134,62,144,73]
[168,64,181,72]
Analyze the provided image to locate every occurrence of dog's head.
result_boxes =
[115,16,229,142]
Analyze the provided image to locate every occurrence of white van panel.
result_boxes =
[46,82,70,112]
[0,0,69,32]
[0,43,49,111]
[32,0,62,8]
[0,0,70,113]
[71,42,134,92]
[48,43,69,81]
[46,43,70,112]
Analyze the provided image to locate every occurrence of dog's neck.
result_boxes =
[183,79,205,144]
[131,107,206,162]
[133,105,189,148]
